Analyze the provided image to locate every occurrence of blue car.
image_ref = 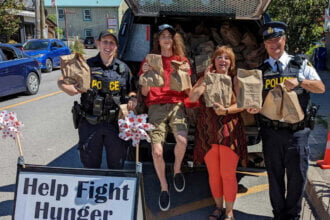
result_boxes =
[0,44,41,97]
[23,39,71,72]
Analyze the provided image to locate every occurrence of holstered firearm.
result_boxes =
[72,101,81,129]
[104,93,118,123]
[306,104,319,130]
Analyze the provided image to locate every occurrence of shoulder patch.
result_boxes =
[92,71,103,75]
[119,63,125,73]
[307,61,314,67]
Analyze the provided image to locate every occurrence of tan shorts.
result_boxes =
[148,103,188,144]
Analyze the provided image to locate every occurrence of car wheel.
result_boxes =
[25,72,40,95]
[45,58,53,72]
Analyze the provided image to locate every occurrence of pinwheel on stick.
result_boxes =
[0,110,24,163]
[118,110,155,164]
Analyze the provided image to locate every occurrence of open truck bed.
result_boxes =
[118,0,272,167]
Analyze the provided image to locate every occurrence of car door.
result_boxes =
[49,40,61,67]
[56,40,70,57]
[53,40,70,67]
[0,46,26,96]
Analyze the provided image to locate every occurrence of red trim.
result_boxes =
[146,26,150,41]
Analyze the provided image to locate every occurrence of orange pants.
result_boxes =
[204,144,239,202]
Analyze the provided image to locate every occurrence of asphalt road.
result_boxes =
[0,49,317,220]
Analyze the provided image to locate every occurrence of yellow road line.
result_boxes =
[237,184,269,198]
[0,91,63,111]
[155,184,269,219]
[236,170,268,176]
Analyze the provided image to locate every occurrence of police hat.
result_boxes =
[98,29,118,43]
[261,21,288,41]
[158,24,176,35]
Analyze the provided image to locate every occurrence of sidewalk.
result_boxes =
[305,70,330,220]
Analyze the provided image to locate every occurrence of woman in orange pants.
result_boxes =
[189,46,247,220]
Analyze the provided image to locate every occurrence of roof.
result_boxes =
[44,0,122,7]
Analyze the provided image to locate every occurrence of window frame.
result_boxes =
[84,29,93,38]
[83,9,92,21]
[58,8,64,20]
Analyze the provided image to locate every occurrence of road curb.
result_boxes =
[306,161,330,220]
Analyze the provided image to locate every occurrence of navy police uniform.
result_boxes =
[75,54,133,169]
[258,22,321,220]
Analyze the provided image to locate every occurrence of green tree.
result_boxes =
[48,14,57,24]
[55,27,64,39]
[267,0,328,54]
[47,14,64,39]
[0,0,24,42]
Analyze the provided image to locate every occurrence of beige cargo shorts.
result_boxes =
[148,103,188,144]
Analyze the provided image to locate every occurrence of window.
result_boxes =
[84,29,92,37]
[50,41,57,48]
[58,9,64,20]
[83,9,91,21]
[2,48,17,60]
[56,40,65,48]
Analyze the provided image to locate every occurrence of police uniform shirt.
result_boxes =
[87,53,133,97]
[264,51,321,81]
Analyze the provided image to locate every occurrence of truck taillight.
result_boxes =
[146,26,150,41]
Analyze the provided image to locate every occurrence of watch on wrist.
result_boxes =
[297,75,304,87]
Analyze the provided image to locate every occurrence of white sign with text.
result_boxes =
[15,171,137,220]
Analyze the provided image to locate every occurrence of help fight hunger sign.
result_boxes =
[14,171,138,220]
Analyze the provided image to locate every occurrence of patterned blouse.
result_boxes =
[193,92,248,165]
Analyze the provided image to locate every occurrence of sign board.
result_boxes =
[107,18,117,29]
[13,165,145,220]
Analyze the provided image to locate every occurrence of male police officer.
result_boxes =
[247,21,325,220]
[58,30,136,169]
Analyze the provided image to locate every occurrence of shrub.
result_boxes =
[69,39,85,54]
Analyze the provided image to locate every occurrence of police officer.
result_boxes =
[247,21,325,220]
[58,30,137,169]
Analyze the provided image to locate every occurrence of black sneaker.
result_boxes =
[159,190,170,211]
[173,173,185,192]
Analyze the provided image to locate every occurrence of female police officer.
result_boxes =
[58,30,136,169]
[247,21,325,220]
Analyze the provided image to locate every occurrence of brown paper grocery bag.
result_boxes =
[118,104,128,120]
[195,54,210,75]
[237,68,263,108]
[170,60,192,91]
[220,23,242,47]
[60,53,90,93]
[139,54,164,87]
[260,85,283,121]
[280,84,304,123]
[203,74,232,107]
[261,84,304,123]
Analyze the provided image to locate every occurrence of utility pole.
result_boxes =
[326,0,330,70]
[64,9,68,41]
[40,0,46,39]
[55,0,60,39]
[35,0,41,38]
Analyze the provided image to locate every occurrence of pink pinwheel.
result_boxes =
[118,110,155,147]
[0,110,24,140]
